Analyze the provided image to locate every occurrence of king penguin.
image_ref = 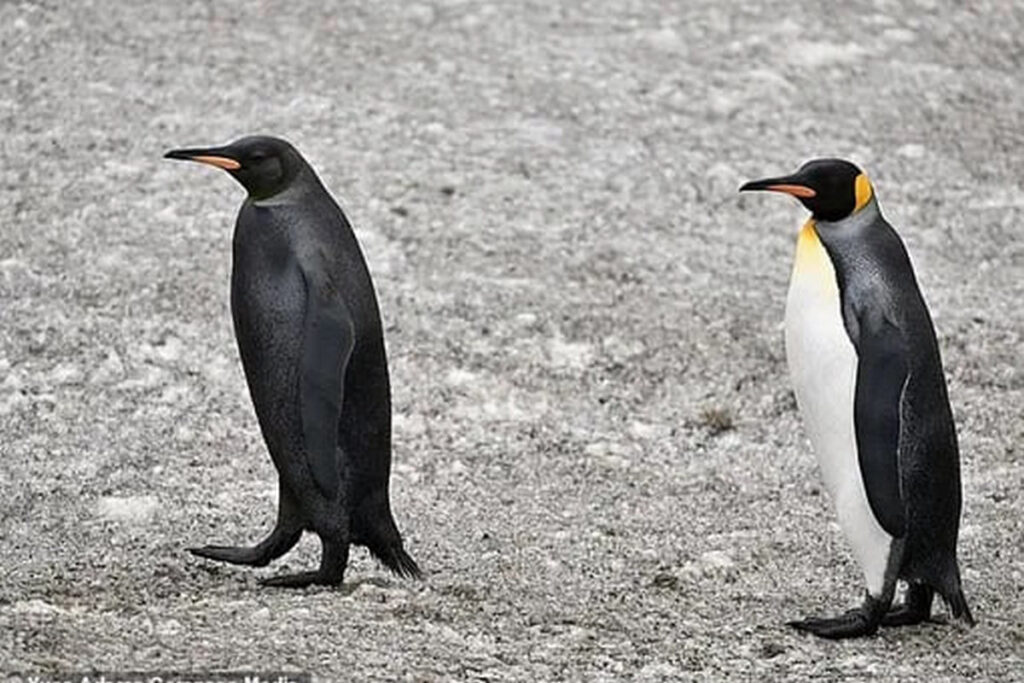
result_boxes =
[165,135,421,587]
[740,159,973,638]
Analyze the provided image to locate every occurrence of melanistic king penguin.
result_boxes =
[740,159,973,638]
[165,135,421,587]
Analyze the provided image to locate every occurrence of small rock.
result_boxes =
[547,337,593,370]
[788,41,867,67]
[12,599,66,616]
[50,362,84,386]
[514,312,538,326]
[445,368,478,387]
[760,641,787,659]
[699,550,735,570]
[651,572,679,589]
[897,143,926,159]
[156,619,183,637]
[97,495,159,523]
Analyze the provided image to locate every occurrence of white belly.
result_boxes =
[784,221,893,596]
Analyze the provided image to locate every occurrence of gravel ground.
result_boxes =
[1,1,1022,680]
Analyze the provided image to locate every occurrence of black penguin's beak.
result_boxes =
[739,175,816,198]
[164,146,241,171]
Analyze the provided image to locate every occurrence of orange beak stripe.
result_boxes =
[766,184,816,198]
[191,155,241,170]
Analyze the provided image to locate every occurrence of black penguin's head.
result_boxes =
[739,158,873,222]
[164,135,307,200]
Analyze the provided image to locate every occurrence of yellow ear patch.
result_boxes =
[853,173,872,212]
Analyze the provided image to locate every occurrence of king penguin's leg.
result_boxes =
[881,583,934,627]
[787,592,890,639]
[788,539,903,639]
[189,480,303,567]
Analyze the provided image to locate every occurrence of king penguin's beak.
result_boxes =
[164,147,241,170]
[739,175,816,198]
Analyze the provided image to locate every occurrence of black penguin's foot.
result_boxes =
[188,544,271,567]
[260,536,349,589]
[259,570,343,588]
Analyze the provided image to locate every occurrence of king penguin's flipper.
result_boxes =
[299,266,354,501]
[852,307,908,538]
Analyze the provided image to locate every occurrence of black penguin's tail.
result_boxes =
[369,542,423,580]
[353,494,423,580]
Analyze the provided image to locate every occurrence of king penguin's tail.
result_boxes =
[940,564,975,626]
[946,587,975,626]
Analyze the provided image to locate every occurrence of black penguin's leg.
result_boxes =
[881,583,934,626]
[259,533,350,588]
[189,481,303,566]
[260,477,351,588]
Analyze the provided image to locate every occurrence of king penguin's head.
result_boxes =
[739,158,873,222]
[164,135,307,200]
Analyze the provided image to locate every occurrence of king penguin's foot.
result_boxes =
[788,595,885,639]
[881,584,935,627]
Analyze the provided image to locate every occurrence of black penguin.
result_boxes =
[740,159,973,638]
[165,135,421,587]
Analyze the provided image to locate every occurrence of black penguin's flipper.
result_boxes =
[853,311,908,538]
[299,266,355,501]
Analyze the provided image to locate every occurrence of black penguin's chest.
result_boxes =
[230,207,306,412]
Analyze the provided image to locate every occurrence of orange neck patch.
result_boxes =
[792,219,837,294]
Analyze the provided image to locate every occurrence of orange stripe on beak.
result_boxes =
[766,184,816,198]
[191,155,241,170]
